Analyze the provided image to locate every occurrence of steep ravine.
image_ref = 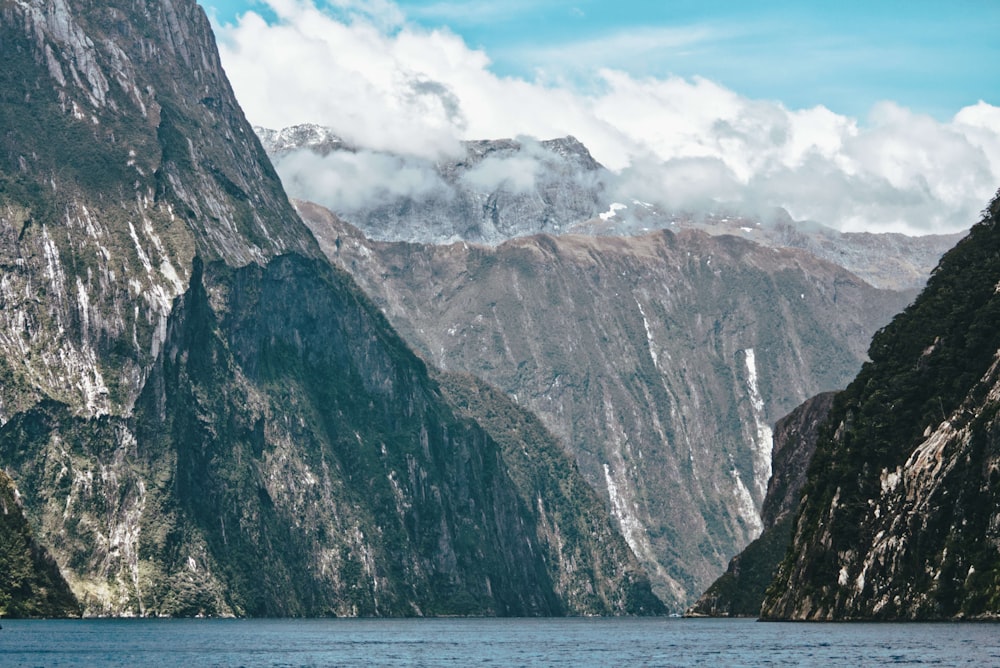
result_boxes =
[687,392,836,617]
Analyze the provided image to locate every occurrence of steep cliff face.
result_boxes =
[0,0,662,616]
[0,252,662,617]
[0,469,80,618]
[297,202,913,607]
[0,0,318,422]
[761,192,1000,620]
[687,392,835,617]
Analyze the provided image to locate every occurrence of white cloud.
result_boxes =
[274,149,450,211]
[215,0,1000,235]
[461,152,540,194]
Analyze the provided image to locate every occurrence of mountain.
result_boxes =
[295,201,915,607]
[0,469,81,618]
[686,391,835,617]
[258,124,961,292]
[761,191,1000,620]
[0,0,661,616]
[257,125,605,246]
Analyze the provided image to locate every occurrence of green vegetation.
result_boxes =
[0,470,80,618]
[763,191,1000,619]
[689,515,794,617]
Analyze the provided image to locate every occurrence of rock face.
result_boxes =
[687,392,836,617]
[296,202,915,608]
[0,0,319,424]
[0,469,81,618]
[0,0,662,616]
[761,191,1000,620]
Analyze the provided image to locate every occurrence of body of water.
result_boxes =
[1,617,997,667]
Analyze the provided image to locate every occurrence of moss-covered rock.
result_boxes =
[762,190,1000,620]
[0,470,80,618]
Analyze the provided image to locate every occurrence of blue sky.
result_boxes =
[203,0,1000,235]
[202,0,998,120]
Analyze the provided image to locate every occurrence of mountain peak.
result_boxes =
[255,123,349,157]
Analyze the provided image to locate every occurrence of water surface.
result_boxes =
[2,617,997,667]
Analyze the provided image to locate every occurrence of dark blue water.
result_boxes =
[2,617,997,667]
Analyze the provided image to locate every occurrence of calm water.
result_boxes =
[1,617,997,667]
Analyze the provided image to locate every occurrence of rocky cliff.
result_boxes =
[686,391,835,617]
[0,470,80,618]
[761,191,1000,620]
[296,202,915,607]
[0,0,319,424]
[0,0,661,616]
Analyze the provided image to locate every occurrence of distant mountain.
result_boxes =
[761,191,1000,620]
[258,124,961,292]
[296,201,914,607]
[257,125,606,246]
[0,0,660,617]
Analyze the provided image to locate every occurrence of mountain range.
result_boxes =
[1,0,991,620]
[258,123,962,292]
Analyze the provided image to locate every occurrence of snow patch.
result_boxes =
[599,202,627,221]
[635,298,659,371]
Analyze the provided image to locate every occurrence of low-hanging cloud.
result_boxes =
[215,0,1000,235]
[274,149,451,212]
[461,153,540,194]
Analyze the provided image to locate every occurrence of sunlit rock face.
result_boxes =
[0,0,319,423]
[762,192,1000,621]
[0,0,663,617]
[296,202,914,608]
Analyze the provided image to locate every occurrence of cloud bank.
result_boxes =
[215,0,1000,235]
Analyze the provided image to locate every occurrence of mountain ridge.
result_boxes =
[259,123,961,292]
